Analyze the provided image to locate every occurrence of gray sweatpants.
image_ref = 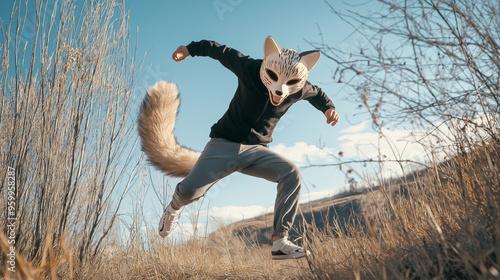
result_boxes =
[170,138,301,237]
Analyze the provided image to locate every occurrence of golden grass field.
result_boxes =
[2,141,499,279]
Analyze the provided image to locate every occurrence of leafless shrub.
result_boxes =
[0,0,142,266]
[311,0,499,146]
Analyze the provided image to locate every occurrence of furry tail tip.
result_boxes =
[138,81,200,177]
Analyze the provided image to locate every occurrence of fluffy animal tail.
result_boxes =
[138,81,200,177]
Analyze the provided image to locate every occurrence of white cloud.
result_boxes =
[300,188,342,203]
[171,222,209,240]
[337,113,498,172]
[337,125,456,178]
[269,142,337,165]
[340,120,369,134]
[201,205,269,223]
[339,127,443,160]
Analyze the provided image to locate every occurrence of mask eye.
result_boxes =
[286,79,301,85]
[266,69,278,82]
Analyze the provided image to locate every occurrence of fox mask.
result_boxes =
[259,36,321,106]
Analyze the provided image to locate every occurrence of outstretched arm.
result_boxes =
[182,40,253,77]
[304,82,339,127]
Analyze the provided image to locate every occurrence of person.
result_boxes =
[153,36,339,260]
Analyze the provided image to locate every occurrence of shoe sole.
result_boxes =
[271,253,307,260]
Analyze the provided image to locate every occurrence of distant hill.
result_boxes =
[221,167,428,245]
[224,189,374,245]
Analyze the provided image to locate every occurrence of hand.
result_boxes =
[172,45,190,62]
[325,109,339,127]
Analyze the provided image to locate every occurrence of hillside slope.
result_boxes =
[227,189,372,245]
[225,168,426,245]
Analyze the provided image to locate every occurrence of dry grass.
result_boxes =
[0,222,312,279]
[2,141,498,279]
[304,141,500,279]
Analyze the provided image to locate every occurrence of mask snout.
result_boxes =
[269,84,290,106]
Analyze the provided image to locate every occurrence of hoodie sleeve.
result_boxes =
[186,40,254,78]
[303,82,336,113]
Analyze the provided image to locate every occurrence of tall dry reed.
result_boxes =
[304,140,500,279]
[0,0,142,270]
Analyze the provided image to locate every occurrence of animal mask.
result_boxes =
[259,36,321,106]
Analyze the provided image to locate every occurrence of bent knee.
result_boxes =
[279,162,302,184]
[175,182,204,204]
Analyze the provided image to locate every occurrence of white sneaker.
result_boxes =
[271,237,310,260]
[158,204,181,238]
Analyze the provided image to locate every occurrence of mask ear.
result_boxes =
[263,36,281,59]
[299,50,321,71]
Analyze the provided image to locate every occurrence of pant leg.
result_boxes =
[238,145,302,237]
[170,138,240,210]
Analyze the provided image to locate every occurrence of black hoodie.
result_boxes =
[186,40,335,146]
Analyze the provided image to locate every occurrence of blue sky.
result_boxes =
[122,0,385,236]
[3,0,434,239]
